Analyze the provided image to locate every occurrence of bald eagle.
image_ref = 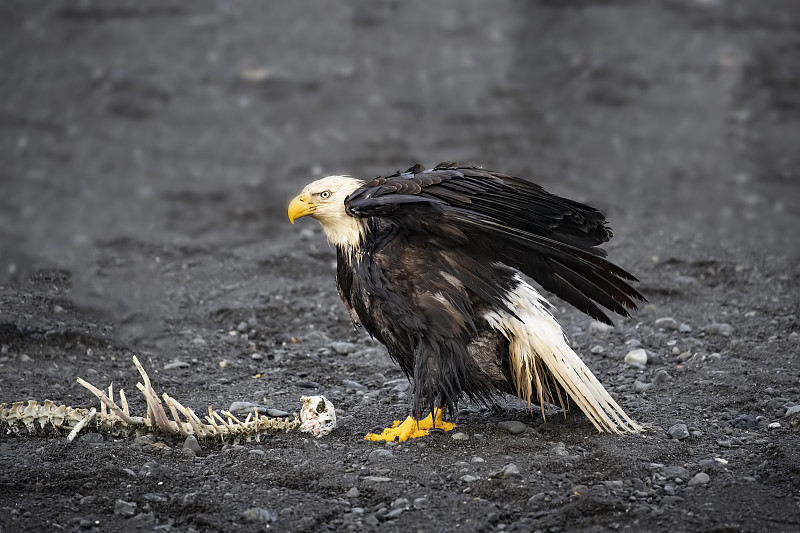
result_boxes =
[288,163,644,441]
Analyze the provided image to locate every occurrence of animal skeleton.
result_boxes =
[0,356,336,442]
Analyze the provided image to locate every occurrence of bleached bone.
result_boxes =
[75,377,139,426]
[300,395,337,437]
[67,408,96,442]
[0,356,336,442]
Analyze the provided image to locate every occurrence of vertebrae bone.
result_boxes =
[0,356,335,442]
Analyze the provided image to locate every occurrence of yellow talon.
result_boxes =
[364,408,456,442]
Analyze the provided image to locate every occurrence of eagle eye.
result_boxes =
[320,190,331,199]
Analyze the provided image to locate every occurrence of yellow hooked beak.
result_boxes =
[287,194,316,223]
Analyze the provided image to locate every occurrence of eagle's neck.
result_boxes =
[319,215,368,252]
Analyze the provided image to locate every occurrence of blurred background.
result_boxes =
[1,0,798,348]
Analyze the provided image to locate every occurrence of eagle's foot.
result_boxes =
[364,408,455,442]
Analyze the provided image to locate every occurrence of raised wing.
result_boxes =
[344,162,645,325]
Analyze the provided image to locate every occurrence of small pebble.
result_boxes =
[589,321,613,336]
[688,472,710,487]
[571,484,590,496]
[654,317,678,331]
[768,422,781,429]
[183,435,202,456]
[331,342,357,355]
[241,508,277,524]
[490,463,521,479]
[590,345,605,354]
[679,323,693,333]
[384,508,405,520]
[80,496,97,507]
[134,435,154,445]
[461,474,479,483]
[633,380,653,393]
[703,323,734,336]
[342,379,368,392]
[368,449,395,462]
[625,349,648,365]
[345,487,360,498]
[114,499,137,517]
[668,423,689,440]
[389,380,410,392]
[526,492,546,507]
[663,465,690,479]
[164,360,190,370]
[654,369,674,383]
[698,459,717,470]
[391,498,410,510]
[228,401,261,414]
[139,461,160,476]
[451,432,469,441]
[471,456,485,463]
[498,421,527,434]
[732,414,758,429]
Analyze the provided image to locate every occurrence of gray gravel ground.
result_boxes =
[1,1,799,532]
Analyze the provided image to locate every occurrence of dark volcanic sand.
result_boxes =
[1,1,799,532]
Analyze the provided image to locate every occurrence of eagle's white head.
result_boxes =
[288,175,366,249]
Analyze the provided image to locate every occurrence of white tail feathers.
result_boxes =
[485,275,642,434]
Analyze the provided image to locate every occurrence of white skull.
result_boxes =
[299,395,337,437]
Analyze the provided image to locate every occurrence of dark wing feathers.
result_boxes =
[345,163,645,325]
[348,163,613,250]
[460,215,640,324]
